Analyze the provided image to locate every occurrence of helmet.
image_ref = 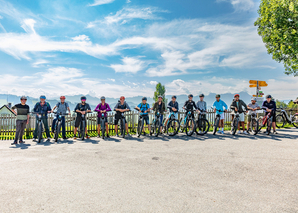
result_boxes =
[40,95,46,99]
[20,95,27,100]
[81,96,87,101]
[172,95,177,99]
[251,97,257,101]
[234,94,240,98]
[188,94,193,98]
[142,97,147,101]
[216,94,220,98]
[158,95,163,98]
[199,94,204,97]
[120,96,125,100]
[60,96,66,99]
[266,94,272,99]
[100,96,105,100]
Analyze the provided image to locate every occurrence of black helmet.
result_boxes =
[20,95,27,100]
[142,97,147,101]
[172,95,177,99]
[81,96,87,100]
[266,94,272,99]
[199,93,204,97]
[188,94,193,98]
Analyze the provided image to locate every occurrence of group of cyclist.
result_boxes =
[10,92,278,145]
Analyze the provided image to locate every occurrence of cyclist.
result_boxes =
[135,97,151,135]
[51,96,71,139]
[212,94,228,134]
[11,96,30,145]
[114,96,131,137]
[151,95,166,134]
[74,96,91,139]
[196,93,207,134]
[230,94,248,134]
[262,94,277,134]
[33,95,52,142]
[247,97,261,131]
[164,95,179,126]
[95,96,111,138]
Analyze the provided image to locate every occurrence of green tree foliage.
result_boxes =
[254,0,298,75]
[276,99,288,108]
[153,83,168,104]
[287,100,298,109]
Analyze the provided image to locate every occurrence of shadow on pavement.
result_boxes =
[9,143,31,150]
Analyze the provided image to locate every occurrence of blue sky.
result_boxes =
[0,0,297,100]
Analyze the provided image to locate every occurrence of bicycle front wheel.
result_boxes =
[137,119,143,137]
[275,114,285,128]
[232,118,238,135]
[101,120,105,139]
[81,121,86,140]
[292,114,298,128]
[167,119,180,136]
[154,119,160,137]
[38,122,42,143]
[55,122,60,142]
[196,119,209,135]
[185,119,195,136]
[213,117,219,135]
[267,117,272,135]
[121,119,126,138]
[251,119,259,135]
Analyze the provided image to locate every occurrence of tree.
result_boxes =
[153,83,167,104]
[287,100,298,109]
[276,99,287,108]
[254,0,298,75]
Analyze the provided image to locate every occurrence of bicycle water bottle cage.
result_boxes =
[101,113,105,118]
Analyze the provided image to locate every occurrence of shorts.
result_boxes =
[185,112,194,119]
[247,114,257,122]
[114,117,127,125]
[168,112,178,120]
[97,117,108,124]
[75,117,84,128]
[238,113,245,122]
[143,115,149,125]
[217,113,224,120]
[266,111,276,122]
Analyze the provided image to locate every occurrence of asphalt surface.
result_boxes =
[1,129,298,213]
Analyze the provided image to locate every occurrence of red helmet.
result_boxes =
[234,94,239,98]
[120,96,125,100]
[60,96,66,99]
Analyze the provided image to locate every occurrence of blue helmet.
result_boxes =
[266,94,272,99]
[142,97,147,101]
[40,95,46,99]
[172,95,177,99]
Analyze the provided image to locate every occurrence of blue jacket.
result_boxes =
[167,101,179,113]
[212,100,227,115]
[262,100,276,112]
[33,102,52,118]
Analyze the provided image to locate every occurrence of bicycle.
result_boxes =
[77,112,90,140]
[53,112,68,142]
[99,112,106,139]
[231,111,241,135]
[275,108,298,128]
[117,112,126,138]
[180,109,196,136]
[247,110,259,135]
[32,112,44,143]
[150,111,162,137]
[258,111,273,135]
[135,108,147,137]
[212,109,224,135]
[164,110,180,136]
[195,110,210,135]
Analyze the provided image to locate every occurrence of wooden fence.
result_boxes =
[1,109,297,140]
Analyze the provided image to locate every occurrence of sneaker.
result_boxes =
[33,138,37,142]
[86,135,90,139]
[97,134,100,138]
[106,134,110,138]
[19,140,25,144]
[63,136,68,140]
[198,130,202,134]
[127,133,131,137]
[243,130,248,135]
[238,130,241,134]
[273,131,278,134]
[74,135,77,139]
[47,137,51,141]
[116,134,119,137]
[217,130,221,134]
[221,130,224,134]
[11,141,17,145]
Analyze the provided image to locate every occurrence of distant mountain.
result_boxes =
[0,92,258,111]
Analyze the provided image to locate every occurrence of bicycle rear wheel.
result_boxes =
[251,119,259,135]
[213,117,219,135]
[292,114,298,128]
[196,118,209,135]
[266,117,272,135]
[185,119,195,136]
[167,119,180,136]
[275,114,285,128]
[232,118,238,135]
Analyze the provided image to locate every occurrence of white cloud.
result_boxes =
[0,67,155,99]
[72,35,90,41]
[150,81,158,85]
[109,57,146,73]
[32,59,49,68]
[88,0,115,7]
[217,0,255,11]
[126,0,131,3]
[0,15,3,19]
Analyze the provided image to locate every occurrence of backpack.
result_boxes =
[140,103,149,111]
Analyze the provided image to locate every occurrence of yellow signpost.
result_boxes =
[249,80,268,97]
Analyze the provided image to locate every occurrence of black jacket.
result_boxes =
[152,101,166,114]
[230,100,247,113]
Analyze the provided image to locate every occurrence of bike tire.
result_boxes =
[121,119,125,138]
[154,119,160,137]
[38,122,42,143]
[232,118,238,135]
[275,114,285,128]
[251,119,259,135]
[137,119,143,137]
[257,117,264,133]
[213,117,219,135]
[196,118,209,135]
[267,117,272,135]
[292,114,298,128]
[55,121,60,142]
[81,121,86,140]
[167,119,180,136]
[185,118,195,136]
[101,120,105,139]
[179,118,184,133]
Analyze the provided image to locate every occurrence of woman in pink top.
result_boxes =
[94,96,111,138]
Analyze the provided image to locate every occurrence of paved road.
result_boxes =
[1,129,298,213]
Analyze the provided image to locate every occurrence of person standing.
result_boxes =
[74,96,91,139]
[151,95,166,134]
[51,96,71,139]
[262,94,277,134]
[212,94,228,134]
[95,96,111,138]
[33,95,52,142]
[11,96,30,145]
[114,96,131,137]
[230,94,248,134]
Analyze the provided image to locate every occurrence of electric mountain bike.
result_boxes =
[195,110,210,135]
[135,108,147,137]
[32,112,45,143]
[275,108,298,128]
[231,111,241,135]
[180,109,196,136]
[247,110,259,135]
[77,112,90,140]
[212,109,224,135]
[258,111,273,135]
[53,112,68,142]
[150,111,162,137]
[99,113,106,139]
[118,112,126,138]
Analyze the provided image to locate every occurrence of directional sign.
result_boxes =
[249,84,257,88]
[249,80,258,84]
[258,82,268,87]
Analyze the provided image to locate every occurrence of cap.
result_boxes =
[81,96,87,101]
[266,94,272,99]
[251,97,257,101]
[234,94,240,98]
[60,96,66,99]
[216,94,220,98]
[158,95,163,98]
[120,96,125,100]
[20,96,27,100]
[199,94,204,97]
[142,97,147,101]
[40,95,46,99]
[100,96,105,100]
[188,94,193,98]
[172,95,177,99]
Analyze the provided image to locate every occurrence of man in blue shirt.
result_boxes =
[33,95,52,142]
[135,97,151,134]
[212,94,228,134]
[164,96,179,126]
